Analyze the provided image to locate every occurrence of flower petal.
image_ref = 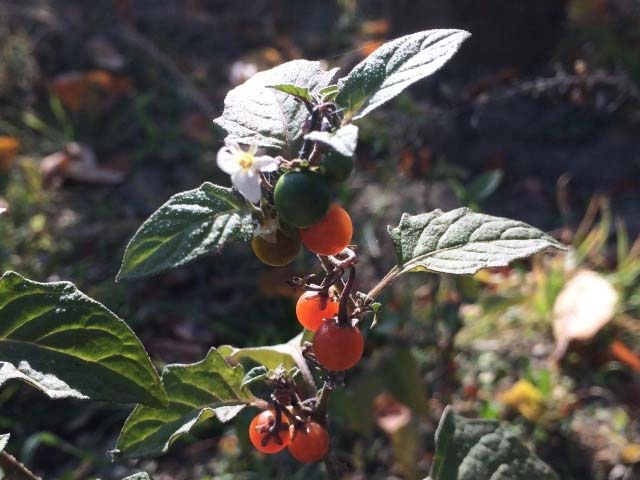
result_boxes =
[224,139,242,154]
[248,142,258,155]
[217,147,241,175]
[232,170,262,204]
[253,155,279,172]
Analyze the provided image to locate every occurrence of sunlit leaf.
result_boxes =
[429,406,558,480]
[0,433,8,453]
[0,272,167,407]
[214,60,338,154]
[389,208,565,276]
[219,332,313,387]
[336,30,470,120]
[304,124,359,157]
[117,183,253,280]
[115,348,254,459]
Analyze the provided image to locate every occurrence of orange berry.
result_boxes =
[312,319,364,371]
[299,204,353,256]
[248,410,290,454]
[295,291,339,332]
[251,229,301,267]
[288,421,330,463]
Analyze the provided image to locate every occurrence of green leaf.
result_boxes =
[0,433,8,453]
[117,183,253,280]
[388,208,566,276]
[430,406,558,480]
[319,84,340,101]
[241,365,269,388]
[336,30,470,120]
[0,272,167,407]
[267,84,312,103]
[115,348,254,459]
[219,332,313,387]
[304,124,359,157]
[214,60,338,153]
[121,474,152,480]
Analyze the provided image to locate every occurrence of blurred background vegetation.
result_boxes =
[0,0,639,479]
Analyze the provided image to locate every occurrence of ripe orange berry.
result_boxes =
[299,204,353,256]
[312,319,364,371]
[249,410,290,454]
[288,421,330,463]
[295,291,339,332]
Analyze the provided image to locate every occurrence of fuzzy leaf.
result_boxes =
[117,183,253,280]
[389,208,565,276]
[214,60,338,153]
[0,433,8,453]
[304,124,359,157]
[0,272,167,407]
[337,30,470,120]
[115,348,254,459]
[429,406,558,480]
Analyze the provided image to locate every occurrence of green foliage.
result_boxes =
[428,406,558,480]
[121,474,152,480]
[304,124,359,157]
[388,208,566,276]
[115,348,254,459]
[0,272,167,407]
[214,60,338,153]
[267,84,313,103]
[336,30,470,120]
[219,332,313,387]
[117,183,253,280]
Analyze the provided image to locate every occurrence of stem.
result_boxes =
[0,452,41,480]
[338,267,356,325]
[298,108,321,159]
[313,382,334,423]
[365,266,400,300]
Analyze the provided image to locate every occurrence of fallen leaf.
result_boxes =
[553,269,618,359]
[41,143,124,186]
[609,339,640,372]
[52,70,131,112]
[498,379,545,422]
[620,444,640,464]
[0,136,19,173]
[360,19,390,36]
[373,392,412,434]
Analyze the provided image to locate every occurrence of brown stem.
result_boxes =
[0,452,41,480]
[338,267,355,326]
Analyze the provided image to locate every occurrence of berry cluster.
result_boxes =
[236,98,372,462]
[249,409,329,464]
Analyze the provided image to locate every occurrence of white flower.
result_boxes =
[216,140,279,204]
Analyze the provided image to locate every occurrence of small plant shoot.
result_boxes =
[0,29,569,478]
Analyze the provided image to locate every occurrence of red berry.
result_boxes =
[248,410,290,454]
[296,291,339,332]
[312,319,364,371]
[300,204,353,256]
[288,421,330,463]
